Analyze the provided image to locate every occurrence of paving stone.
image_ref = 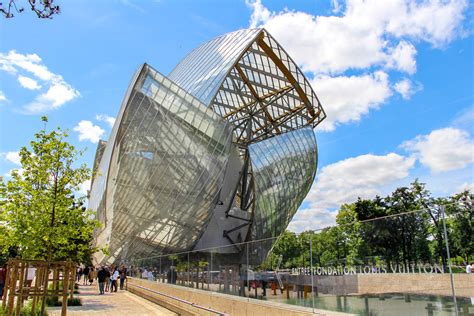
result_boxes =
[48,284,177,315]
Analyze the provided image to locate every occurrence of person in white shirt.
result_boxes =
[466,262,473,274]
[110,268,119,292]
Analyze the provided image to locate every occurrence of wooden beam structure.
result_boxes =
[256,37,316,117]
[234,64,282,135]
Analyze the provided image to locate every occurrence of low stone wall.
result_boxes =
[357,274,474,297]
[127,278,353,316]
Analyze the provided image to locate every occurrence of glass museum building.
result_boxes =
[89,28,326,265]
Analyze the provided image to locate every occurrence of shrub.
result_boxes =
[20,300,48,315]
[45,296,61,307]
[67,298,82,306]
[45,296,82,307]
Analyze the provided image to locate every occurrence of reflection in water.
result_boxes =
[274,293,473,316]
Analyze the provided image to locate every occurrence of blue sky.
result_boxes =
[0,0,473,231]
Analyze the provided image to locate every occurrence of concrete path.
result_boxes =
[48,284,177,315]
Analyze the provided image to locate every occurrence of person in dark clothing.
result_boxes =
[97,267,107,295]
[0,264,7,297]
[119,265,127,290]
[261,280,267,296]
[105,266,111,292]
[83,266,90,285]
[76,267,83,283]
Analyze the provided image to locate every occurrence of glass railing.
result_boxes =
[128,208,474,316]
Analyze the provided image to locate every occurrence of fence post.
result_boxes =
[7,260,18,315]
[441,205,458,316]
[61,265,69,316]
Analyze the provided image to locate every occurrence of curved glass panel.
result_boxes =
[91,64,233,264]
[169,28,261,106]
[249,126,317,242]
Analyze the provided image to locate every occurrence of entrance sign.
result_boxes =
[291,263,445,275]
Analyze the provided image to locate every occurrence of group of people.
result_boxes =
[76,265,127,295]
[133,267,176,284]
[76,266,95,285]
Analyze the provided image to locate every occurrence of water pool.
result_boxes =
[272,293,473,315]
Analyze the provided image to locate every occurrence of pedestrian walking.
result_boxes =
[76,266,83,283]
[83,266,90,285]
[88,267,95,285]
[105,266,111,292]
[97,266,107,295]
[110,267,119,292]
[119,265,127,290]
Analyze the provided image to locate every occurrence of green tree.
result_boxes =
[262,231,302,269]
[0,117,100,263]
[336,203,363,265]
[385,181,431,266]
[317,227,343,266]
[447,191,474,263]
[354,197,398,265]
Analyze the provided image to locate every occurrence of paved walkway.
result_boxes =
[48,284,177,315]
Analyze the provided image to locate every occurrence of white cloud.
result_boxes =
[246,0,467,75]
[394,78,422,100]
[95,114,116,128]
[1,151,21,165]
[290,153,415,232]
[288,208,337,232]
[402,127,474,173]
[0,91,6,102]
[73,120,105,144]
[457,182,474,193]
[451,107,474,129]
[312,153,415,195]
[251,8,386,74]
[383,0,468,47]
[0,51,53,80]
[246,0,271,28]
[17,75,41,90]
[386,41,417,74]
[311,71,392,131]
[26,83,80,113]
[0,50,80,113]
[79,179,91,196]
[245,0,467,132]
